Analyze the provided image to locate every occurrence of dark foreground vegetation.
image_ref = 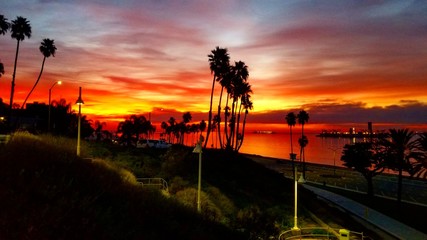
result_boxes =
[0,133,244,239]
[1,132,416,239]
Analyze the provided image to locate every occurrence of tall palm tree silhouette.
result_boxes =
[0,62,4,78]
[0,15,10,35]
[0,16,9,79]
[205,47,230,148]
[22,38,57,108]
[381,128,417,203]
[297,110,309,180]
[9,16,31,111]
[286,112,297,180]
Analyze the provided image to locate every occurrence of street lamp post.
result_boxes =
[75,87,84,156]
[193,135,204,213]
[328,146,340,176]
[290,153,300,233]
[48,80,61,132]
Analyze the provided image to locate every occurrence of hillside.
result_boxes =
[0,133,395,239]
[0,133,244,239]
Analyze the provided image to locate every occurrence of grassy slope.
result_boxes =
[0,133,244,240]
[3,134,419,239]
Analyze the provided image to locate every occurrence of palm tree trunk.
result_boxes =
[8,40,21,131]
[217,86,224,149]
[22,57,46,108]
[237,110,248,151]
[366,175,374,198]
[397,168,403,203]
[10,40,20,108]
[204,75,216,148]
[302,125,306,179]
[290,126,295,180]
[223,93,230,149]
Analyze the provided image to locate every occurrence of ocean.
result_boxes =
[199,122,427,167]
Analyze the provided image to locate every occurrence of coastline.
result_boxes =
[242,153,427,206]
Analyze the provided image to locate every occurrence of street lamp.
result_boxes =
[75,87,84,156]
[48,80,61,132]
[290,153,300,234]
[328,146,340,176]
[193,135,204,213]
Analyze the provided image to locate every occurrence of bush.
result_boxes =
[0,133,245,239]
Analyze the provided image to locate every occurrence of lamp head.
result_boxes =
[76,97,84,105]
[76,87,84,105]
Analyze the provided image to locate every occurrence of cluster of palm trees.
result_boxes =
[0,14,57,130]
[285,110,310,181]
[204,47,253,152]
[116,113,207,147]
[117,115,155,146]
[160,113,206,145]
[341,129,427,203]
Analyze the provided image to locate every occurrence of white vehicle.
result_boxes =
[155,139,172,149]
[136,139,171,149]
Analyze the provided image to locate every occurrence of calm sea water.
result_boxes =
[195,123,427,167]
[238,133,353,167]
[153,122,426,167]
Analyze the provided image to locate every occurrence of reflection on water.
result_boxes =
[238,133,357,167]
[164,122,427,167]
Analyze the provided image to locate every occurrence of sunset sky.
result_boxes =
[1,0,426,131]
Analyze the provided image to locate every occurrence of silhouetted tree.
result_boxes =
[286,112,297,180]
[117,119,134,146]
[50,98,71,135]
[205,46,230,148]
[0,61,4,78]
[22,38,57,108]
[414,133,427,178]
[380,128,418,203]
[297,110,309,179]
[341,142,385,197]
[94,120,106,142]
[237,94,253,150]
[181,112,192,144]
[0,15,10,35]
[222,61,251,152]
[9,16,31,112]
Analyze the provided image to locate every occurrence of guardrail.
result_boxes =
[0,134,10,145]
[137,178,169,193]
[279,227,366,240]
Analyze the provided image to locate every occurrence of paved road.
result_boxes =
[247,155,427,206]
[246,155,427,239]
[304,185,427,240]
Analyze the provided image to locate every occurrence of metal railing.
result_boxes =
[0,134,10,145]
[137,178,169,193]
[279,227,366,240]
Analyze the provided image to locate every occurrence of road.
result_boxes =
[245,154,427,206]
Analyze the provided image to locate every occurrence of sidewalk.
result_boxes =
[303,184,427,240]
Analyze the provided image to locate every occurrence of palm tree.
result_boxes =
[0,15,9,35]
[0,61,4,78]
[236,93,253,151]
[229,61,249,151]
[381,128,417,203]
[413,133,427,178]
[341,142,385,197]
[297,110,309,179]
[1,15,9,78]
[9,16,32,111]
[94,120,106,142]
[205,46,230,148]
[286,112,297,180]
[22,38,56,108]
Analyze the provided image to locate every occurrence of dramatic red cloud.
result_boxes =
[1,1,426,131]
